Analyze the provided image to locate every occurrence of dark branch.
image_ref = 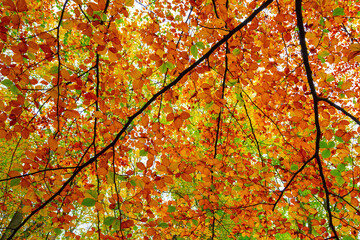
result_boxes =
[295,0,339,238]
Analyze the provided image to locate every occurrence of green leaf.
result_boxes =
[234,186,242,191]
[82,198,96,207]
[335,135,344,143]
[159,63,167,74]
[167,205,176,213]
[336,176,345,185]
[330,169,341,177]
[275,233,291,240]
[337,163,346,172]
[333,8,345,16]
[338,81,343,88]
[195,42,205,49]
[319,141,327,148]
[87,189,98,199]
[205,101,213,110]
[104,216,115,226]
[343,236,355,240]
[318,50,329,57]
[107,171,114,184]
[192,219,199,226]
[328,141,335,148]
[118,175,127,181]
[1,79,13,87]
[140,150,148,156]
[165,62,175,70]
[158,222,169,228]
[101,13,108,22]
[54,228,62,235]
[233,48,240,56]
[216,210,225,216]
[190,45,198,58]
[130,179,137,186]
[321,149,331,158]
[10,178,21,187]
[344,156,352,163]
[10,85,20,95]
[299,189,310,197]
[326,75,335,82]
[227,80,237,86]
[318,55,325,63]
[50,66,59,74]
[113,219,121,231]
[290,164,299,171]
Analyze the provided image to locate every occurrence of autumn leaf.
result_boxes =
[16,0,28,12]
[348,44,360,61]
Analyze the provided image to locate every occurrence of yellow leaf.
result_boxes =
[342,81,352,90]
[129,69,141,79]
[124,0,134,6]
[349,43,360,52]
[22,205,32,213]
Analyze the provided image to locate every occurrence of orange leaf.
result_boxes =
[174,117,183,128]
[348,51,360,61]
[8,171,20,177]
[63,110,80,119]
[48,137,58,151]
[136,162,146,170]
[166,113,174,122]
[180,112,190,119]
[121,220,134,228]
[342,133,351,142]
[16,0,28,12]
[97,167,108,176]
[181,173,192,182]
[146,228,156,236]
[20,129,29,139]
[349,43,360,51]
[162,176,174,184]
[2,0,17,11]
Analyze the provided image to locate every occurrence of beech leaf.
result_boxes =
[167,206,176,213]
[333,8,345,16]
[82,198,96,207]
[190,45,198,58]
[104,217,115,226]
[321,149,331,158]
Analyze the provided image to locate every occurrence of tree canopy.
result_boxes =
[0,0,360,239]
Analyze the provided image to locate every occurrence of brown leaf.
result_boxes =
[16,0,28,12]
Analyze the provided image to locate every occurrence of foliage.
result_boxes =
[0,0,360,239]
